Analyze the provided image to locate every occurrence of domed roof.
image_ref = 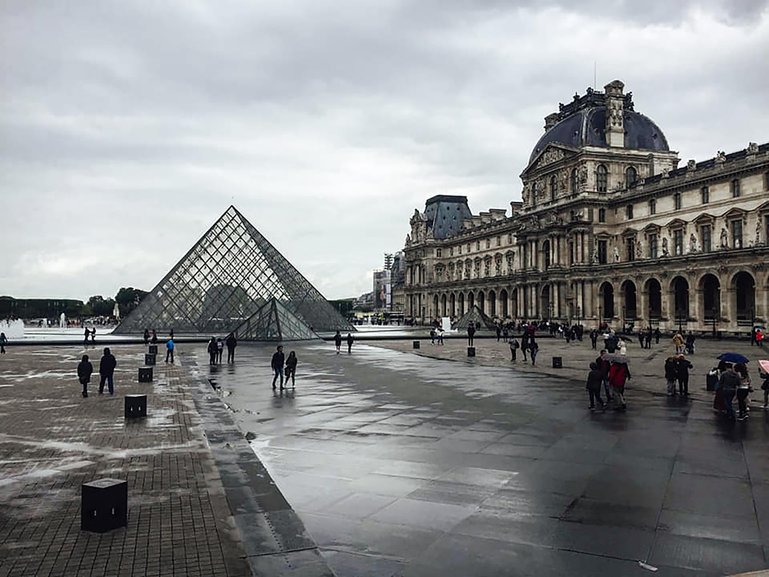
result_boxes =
[528,86,670,164]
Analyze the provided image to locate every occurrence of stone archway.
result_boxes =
[621,280,638,322]
[441,294,447,317]
[489,290,497,317]
[450,293,456,318]
[645,278,662,320]
[599,282,614,320]
[733,271,756,324]
[671,276,690,328]
[700,274,721,320]
[511,288,518,319]
[468,292,475,310]
[500,289,509,318]
[478,291,485,314]
[459,293,465,316]
[433,295,439,319]
[541,285,552,320]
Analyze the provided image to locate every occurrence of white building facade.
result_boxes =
[403,81,769,334]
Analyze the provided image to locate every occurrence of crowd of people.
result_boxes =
[207,333,238,365]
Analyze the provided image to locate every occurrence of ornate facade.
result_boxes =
[403,80,769,334]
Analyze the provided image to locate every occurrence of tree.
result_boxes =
[86,295,115,317]
[115,287,148,316]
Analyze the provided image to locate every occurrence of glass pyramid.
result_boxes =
[114,206,354,336]
[234,298,319,341]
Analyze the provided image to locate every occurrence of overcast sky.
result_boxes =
[1,1,768,302]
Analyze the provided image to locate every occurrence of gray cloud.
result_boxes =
[1,1,768,301]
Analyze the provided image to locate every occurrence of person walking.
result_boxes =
[467,322,476,346]
[608,360,630,411]
[589,329,598,350]
[0,332,7,354]
[90,328,96,343]
[271,345,285,391]
[654,328,661,345]
[520,332,528,362]
[77,354,93,398]
[664,356,678,397]
[225,333,237,363]
[207,337,218,366]
[216,337,224,364]
[333,331,342,354]
[151,329,158,345]
[346,332,354,353]
[165,338,175,364]
[509,337,519,362]
[437,328,444,345]
[285,351,298,388]
[596,350,612,402]
[83,327,90,347]
[735,362,751,421]
[495,325,501,342]
[672,332,684,354]
[757,329,765,348]
[760,369,769,409]
[675,354,693,397]
[143,328,150,346]
[98,347,117,395]
[529,340,539,366]
[586,362,605,411]
[718,364,740,421]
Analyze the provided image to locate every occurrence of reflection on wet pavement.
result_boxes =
[193,342,769,577]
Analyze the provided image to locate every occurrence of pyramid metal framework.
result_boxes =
[234,298,320,342]
[114,206,353,337]
[452,305,497,331]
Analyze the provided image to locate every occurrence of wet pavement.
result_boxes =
[196,339,769,577]
[0,345,251,577]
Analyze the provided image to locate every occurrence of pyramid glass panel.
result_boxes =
[114,206,353,335]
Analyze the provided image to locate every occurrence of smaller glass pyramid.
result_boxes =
[452,305,497,330]
[235,299,319,341]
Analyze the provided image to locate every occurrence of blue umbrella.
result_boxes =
[717,352,749,364]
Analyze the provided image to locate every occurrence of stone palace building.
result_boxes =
[402,80,769,334]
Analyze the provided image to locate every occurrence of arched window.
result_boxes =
[549,175,557,201]
[596,164,608,192]
[625,166,637,188]
[570,168,578,194]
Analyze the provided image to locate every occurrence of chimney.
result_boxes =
[544,113,559,132]
[604,80,625,148]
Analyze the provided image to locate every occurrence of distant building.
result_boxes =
[403,80,769,333]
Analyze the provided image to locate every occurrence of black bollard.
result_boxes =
[467,347,476,357]
[138,367,153,383]
[413,341,420,349]
[552,356,562,368]
[81,478,127,533]
[124,394,147,419]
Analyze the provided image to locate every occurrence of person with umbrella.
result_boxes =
[717,363,740,421]
[735,363,751,421]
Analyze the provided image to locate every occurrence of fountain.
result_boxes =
[0,319,24,339]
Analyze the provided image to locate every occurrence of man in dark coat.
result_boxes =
[346,332,354,354]
[334,331,342,354]
[77,354,93,398]
[585,362,605,411]
[271,345,285,391]
[675,354,693,397]
[225,333,237,363]
[98,347,117,395]
[467,322,476,346]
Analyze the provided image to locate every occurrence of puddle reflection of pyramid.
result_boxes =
[114,206,353,340]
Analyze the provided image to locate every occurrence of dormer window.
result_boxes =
[596,165,608,192]
[625,166,637,188]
